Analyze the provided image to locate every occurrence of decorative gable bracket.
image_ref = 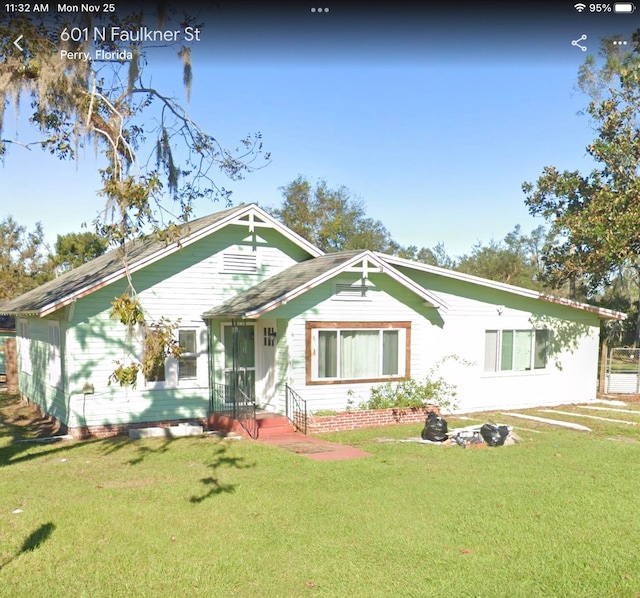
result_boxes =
[344,257,383,279]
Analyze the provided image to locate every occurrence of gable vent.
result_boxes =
[221,253,258,273]
[334,281,370,299]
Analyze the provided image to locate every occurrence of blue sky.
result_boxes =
[0,4,635,257]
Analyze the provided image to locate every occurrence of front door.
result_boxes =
[223,323,255,404]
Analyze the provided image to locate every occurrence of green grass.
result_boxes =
[2,394,640,597]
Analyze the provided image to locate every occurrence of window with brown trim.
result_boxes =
[306,322,411,384]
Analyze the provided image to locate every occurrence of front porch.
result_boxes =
[204,316,302,438]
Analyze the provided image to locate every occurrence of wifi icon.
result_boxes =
[575,3,587,11]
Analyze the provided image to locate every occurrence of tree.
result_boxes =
[271,177,396,253]
[0,8,268,384]
[523,33,640,342]
[0,216,54,300]
[395,242,456,269]
[0,10,268,244]
[455,225,549,290]
[52,231,108,273]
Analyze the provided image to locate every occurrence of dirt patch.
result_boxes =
[607,435,640,444]
[0,392,62,440]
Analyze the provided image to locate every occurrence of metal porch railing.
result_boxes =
[285,384,308,435]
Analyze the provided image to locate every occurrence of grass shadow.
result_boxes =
[189,443,254,504]
[0,522,56,571]
[99,435,174,465]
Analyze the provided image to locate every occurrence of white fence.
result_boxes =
[606,347,640,394]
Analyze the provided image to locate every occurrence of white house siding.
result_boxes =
[17,316,68,424]
[62,224,309,429]
[261,269,603,415]
[395,267,603,413]
[266,272,439,413]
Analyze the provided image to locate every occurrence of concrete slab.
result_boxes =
[539,409,638,426]
[129,423,204,439]
[581,405,640,414]
[501,412,592,432]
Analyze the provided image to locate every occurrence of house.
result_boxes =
[0,203,625,438]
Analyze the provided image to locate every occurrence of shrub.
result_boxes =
[363,356,466,412]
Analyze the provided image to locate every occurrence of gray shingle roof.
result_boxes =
[0,203,251,316]
[203,250,365,318]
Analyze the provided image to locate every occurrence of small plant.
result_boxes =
[346,389,356,412]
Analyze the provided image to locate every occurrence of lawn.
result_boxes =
[2,392,640,597]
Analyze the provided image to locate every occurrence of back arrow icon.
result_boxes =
[14,35,23,51]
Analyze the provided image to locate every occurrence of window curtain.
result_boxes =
[514,330,533,370]
[484,330,498,372]
[382,330,399,375]
[340,330,379,378]
[318,331,337,378]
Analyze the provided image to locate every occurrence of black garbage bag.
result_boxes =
[421,411,448,442]
[480,424,509,447]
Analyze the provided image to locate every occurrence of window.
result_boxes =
[485,329,550,372]
[178,330,197,379]
[307,322,410,384]
[48,322,62,388]
[144,327,201,385]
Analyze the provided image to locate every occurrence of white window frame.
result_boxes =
[484,328,550,373]
[306,322,410,384]
[48,321,62,389]
[178,329,198,380]
[144,326,203,389]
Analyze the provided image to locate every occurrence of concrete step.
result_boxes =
[256,414,296,437]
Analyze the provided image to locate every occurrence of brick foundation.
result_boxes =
[69,418,209,440]
[306,406,440,434]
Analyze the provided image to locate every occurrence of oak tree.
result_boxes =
[272,176,396,253]
[0,216,54,300]
[523,33,640,342]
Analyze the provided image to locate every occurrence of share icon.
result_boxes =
[572,34,587,52]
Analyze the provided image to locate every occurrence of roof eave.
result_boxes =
[204,251,451,320]
[10,203,325,317]
[381,254,626,321]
